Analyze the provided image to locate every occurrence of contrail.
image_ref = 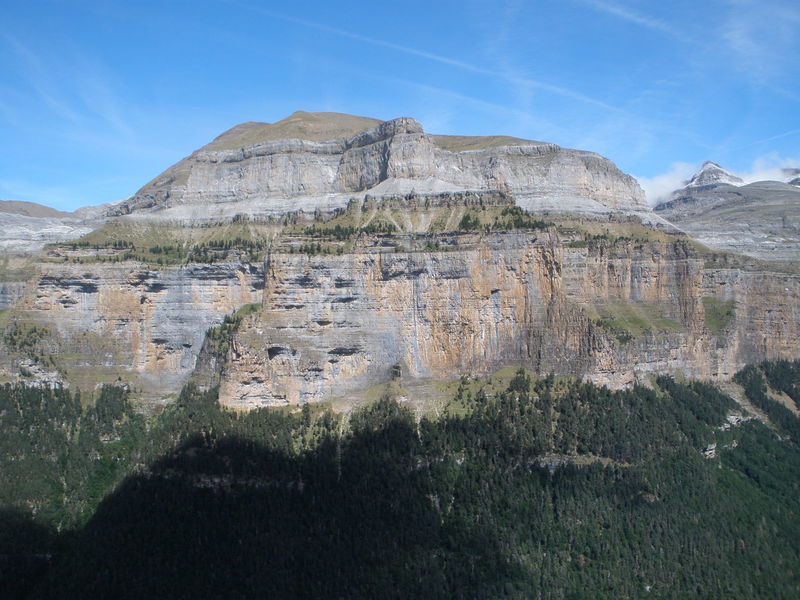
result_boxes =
[225,0,620,111]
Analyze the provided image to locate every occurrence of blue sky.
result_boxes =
[1,0,798,209]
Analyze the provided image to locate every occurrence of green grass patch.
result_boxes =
[555,219,675,245]
[702,297,736,335]
[0,308,13,330]
[288,201,552,238]
[2,321,54,353]
[593,301,685,343]
[233,303,262,319]
[56,221,277,265]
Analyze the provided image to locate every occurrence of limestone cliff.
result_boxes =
[2,115,798,408]
[113,111,648,220]
[213,232,800,408]
[0,260,263,402]
[1,221,798,407]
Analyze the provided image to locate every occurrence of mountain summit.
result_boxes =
[110,111,648,220]
[684,161,743,189]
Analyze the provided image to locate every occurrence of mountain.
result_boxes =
[0,200,106,254]
[655,162,800,261]
[684,160,744,189]
[0,200,73,219]
[110,110,650,220]
[3,113,800,597]
[0,115,798,406]
[782,167,800,183]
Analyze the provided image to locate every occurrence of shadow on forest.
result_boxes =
[26,418,517,599]
[0,508,63,600]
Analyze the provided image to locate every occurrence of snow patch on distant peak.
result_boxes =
[685,161,743,188]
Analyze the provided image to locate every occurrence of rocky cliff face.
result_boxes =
[2,221,798,407]
[2,117,799,408]
[113,112,648,220]
[0,260,264,401]
[212,233,800,408]
[0,200,111,253]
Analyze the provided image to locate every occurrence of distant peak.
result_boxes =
[686,161,743,188]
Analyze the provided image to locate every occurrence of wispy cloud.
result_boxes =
[636,162,697,205]
[721,0,800,83]
[382,75,557,134]
[4,36,85,124]
[739,154,800,184]
[727,128,800,153]
[2,35,136,140]
[572,0,691,42]
[225,0,620,112]
[751,128,800,146]
[284,48,561,138]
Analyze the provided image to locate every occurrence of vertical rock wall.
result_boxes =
[217,234,800,408]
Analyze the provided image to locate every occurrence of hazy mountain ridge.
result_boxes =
[0,198,118,253]
[0,200,74,219]
[655,161,800,261]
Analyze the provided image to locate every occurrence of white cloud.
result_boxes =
[739,154,800,184]
[636,162,697,206]
[3,35,137,141]
[574,0,689,42]
[721,0,800,82]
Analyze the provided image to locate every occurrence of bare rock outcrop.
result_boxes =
[112,111,648,220]
[213,234,800,408]
[0,261,264,401]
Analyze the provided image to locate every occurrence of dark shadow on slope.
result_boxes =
[0,508,63,600]
[32,418,517,599]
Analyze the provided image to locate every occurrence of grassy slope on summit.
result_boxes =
[204,111,383,151]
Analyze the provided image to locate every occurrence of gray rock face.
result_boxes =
[0,260,264,401]
[112,112,648,220]
[0,282,27,310]
[0,200,111,253]
[4,120,798,408]
[212,234,800,408]
[2,229,799,407]
[782,168,800,182]
[0,213,101,253]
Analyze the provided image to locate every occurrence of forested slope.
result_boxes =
[2,362,800,598]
